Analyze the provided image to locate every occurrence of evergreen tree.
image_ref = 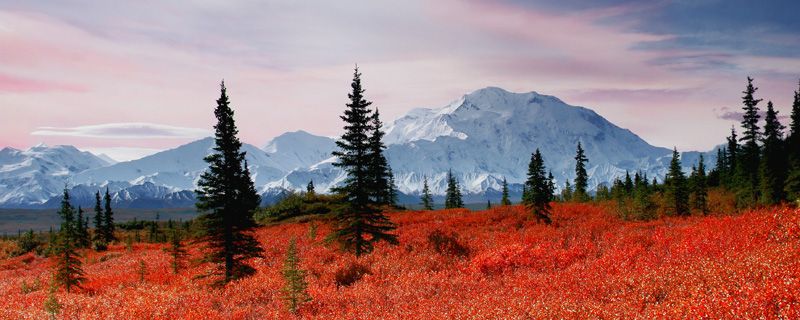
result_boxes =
[759,101,787,205]
[486,200,492,209]
[366,108,393,205]
[195,81,264,285]
[561,181,573,202]
[281,238,311,314]
[692,154,709,214]
[595,184,611,201]
[420,175,434,210]
[786,80,800,203]
[75,207,89,248]
[725,127,739,187]
[91,191,105,247]
[387,168,398,206]
[306,180,315,197]
[52,189,85,293]
[102,188,115,243]
[500,177,511,205]
[623,171,634,196]
[573,142,589,201]
[736,77,763,206]
[331,67,398,256]
[445,170,464,208]
[523,149,553,224]
[664,148,690,216]
[168,230,187,274]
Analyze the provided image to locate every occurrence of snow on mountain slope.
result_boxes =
[0,144,111,207]
[74,137,285,190]
[263,130,336,172]
[280,87,713,197]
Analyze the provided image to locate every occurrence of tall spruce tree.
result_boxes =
[725,127,739,187]
[562,181,573,202]
[573,142,589,202]
[445,170,464,208]
[692,154,709,214]
[501,177,511,205]
[92,191,105,246]
[420,175,434,210]
[103,188,115,243]
[664,148,690,216]
[523,149,553,224]
[195,81,264,285]
[75,207,89,248]
[53,189,85,293]
[331,67,398,256]
[786,80,800,203]
[366,108,392,205]
[736,77,763,206]
[759,101,787,205]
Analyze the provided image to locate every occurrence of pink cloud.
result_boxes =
[0,73,85,93]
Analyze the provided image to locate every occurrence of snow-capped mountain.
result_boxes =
[0,144,112,207]
[0,87,717,208]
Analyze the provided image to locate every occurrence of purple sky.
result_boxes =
[1,0,799,161]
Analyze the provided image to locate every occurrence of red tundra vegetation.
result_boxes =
[1,203,799,319]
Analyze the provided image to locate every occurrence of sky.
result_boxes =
[1,0,799,161]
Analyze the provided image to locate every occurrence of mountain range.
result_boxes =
[0,87,715,208]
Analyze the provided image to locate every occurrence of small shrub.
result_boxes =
[334,261,371,288]
[427,230,470,258]
[14,230,41,257]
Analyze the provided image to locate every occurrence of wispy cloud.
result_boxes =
[714,106,790,122]
[31,123,211,139]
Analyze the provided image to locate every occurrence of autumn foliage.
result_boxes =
[1,203,799,318]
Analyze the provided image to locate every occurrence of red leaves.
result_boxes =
[0,204,799,318]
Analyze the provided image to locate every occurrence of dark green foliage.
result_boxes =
[595,184,611,201]
[725,127,739,188]
[14,229,41,256]
[281,238,311,314]
[91,191,107,249]
[168,230,187,274]
[523,149,553,224]
[735,77,763,207]
[500,177,511,205]
[366,109,394,205]
[573,142,589,202]
[664,148,690,216]
[420,175,434,210]
[561,181,573,202]
[75,207,90,248]
[691,155,709,214]
[256,192,344,222]
[52,189,85,293]
[330,67,398,256]
[306,180,315,198]
[786,80,800,203]
[444,170,464,209]
[195,81,263,285]
[759,101,787,205]
[103,189,116,243]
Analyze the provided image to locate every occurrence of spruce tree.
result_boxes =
[500,177,511,205]
[168,230,187,274]
[366,108,392,205]
[692,154,709,214]
[91,191,105,248]
[306,180,315,197]
[420,175,434,210]
[573,142,589,201]
[281,238,311,314]
[195,81,264,285]
[562,181,573,202]
[523,149,553,224]
[725,127,739,187]
[103,189,115,243]
[736,77,763,206]
[759,101,787,205]
[75,207,89,248]
[445,170,464,209]
[331,67,398,256]
[387,169,398,206]
[786,80,800,203]
[664,148,690,216]
[53,189,85,293]
[623,171,634,196]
